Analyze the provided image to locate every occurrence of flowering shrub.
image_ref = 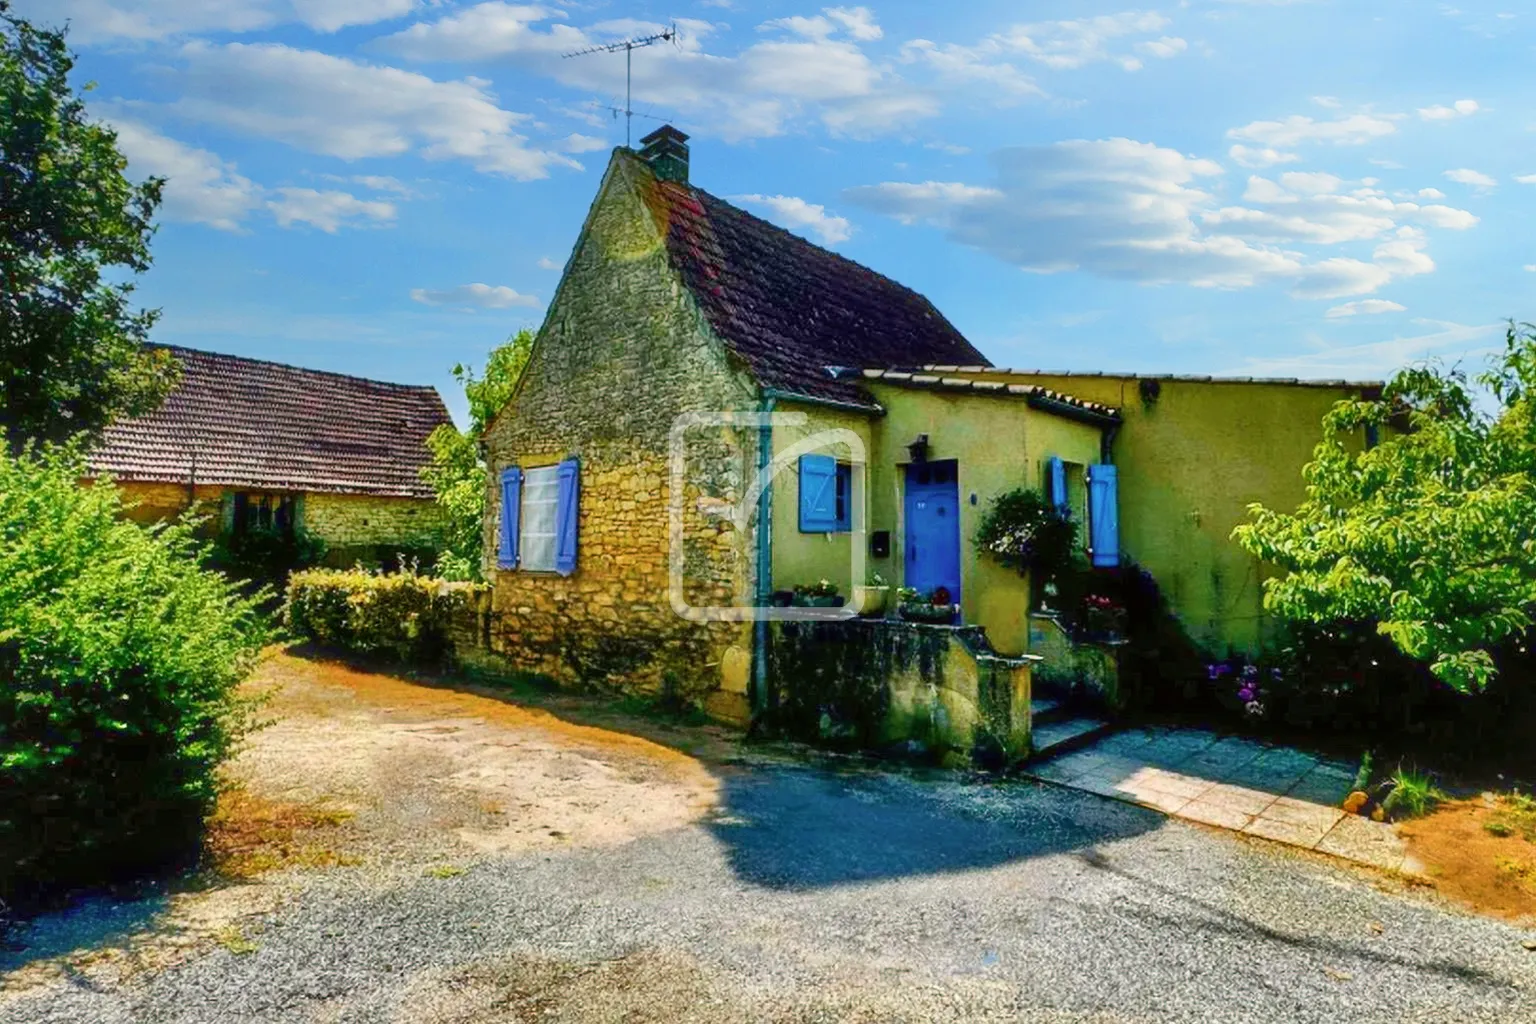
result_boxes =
[1207,658,1282,720]
[1081,593,1126,637]
[975,488,1079,582]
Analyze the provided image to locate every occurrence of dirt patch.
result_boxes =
[231,651,721,863]
[1398,794,1536,926]
[206,788,361,878]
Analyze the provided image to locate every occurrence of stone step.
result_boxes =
[1030,716,1115,760]
[1029,697,1065,722]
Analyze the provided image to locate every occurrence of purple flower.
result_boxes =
[1241,664,1259,680]
[1237,686,1255,703]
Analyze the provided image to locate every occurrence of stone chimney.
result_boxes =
[638,125,689,183]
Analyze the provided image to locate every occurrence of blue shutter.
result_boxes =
[498,467,522,570]
[799,454,838,532]
[554,458,580,576]
[1088,463,1119,568]
[1048,456,1068,515]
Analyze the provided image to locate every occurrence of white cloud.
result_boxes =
[1416,187,1446,199]
[267,188,396,232]
[1513,174,1536,185]
[1444,168,1497,187]
[1312,95,1342,109]
[349,174,414,195]
[13,0,417,42]
[825,6,883,41]
[847,138,1473,300]
[1228,145,1300,169]
[733,193,853,244]
[898,40,1043,99]
[1325,299,1406,318]
[1525,264,1536,272]
[382,5,919,141]
[558,133,608,153]
[109,120,262,231]
[1228,112,1400,147]
[536,256,560,270]
[1135,36,1188,58]
[991,11,1183,71]
[159,42,577,180]
[410,283,539,308]
[1418,98,1479,120]
[1230,320,1503,380]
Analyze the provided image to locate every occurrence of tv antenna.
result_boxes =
[563,26,677,148]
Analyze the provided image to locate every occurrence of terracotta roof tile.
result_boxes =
[854,368,1120,421]
[631,155,991,408]
[89,346,452,498]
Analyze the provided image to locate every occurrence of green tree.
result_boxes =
[422,330,534,580]
[0,3,176,448]
[1235,321,1536,693]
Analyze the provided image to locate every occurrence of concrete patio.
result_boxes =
[1024,726,1420,873]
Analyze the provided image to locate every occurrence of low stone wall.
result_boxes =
[765,619,1036,764]
[1028,612,1124,711]
[304,493,444,553]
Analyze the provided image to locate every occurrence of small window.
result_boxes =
[834,463,853,532]
[519,465,561,572]
[233,492,296,535]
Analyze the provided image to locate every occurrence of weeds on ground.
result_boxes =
[206,788,359,878]
[1483,791,1536,842]
[215,926,258,955]
[424,865,466,879]
[1386,766,1447,820]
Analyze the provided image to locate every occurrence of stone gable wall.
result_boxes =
[481,155,760,725]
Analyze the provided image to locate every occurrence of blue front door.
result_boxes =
[904,460,961,613]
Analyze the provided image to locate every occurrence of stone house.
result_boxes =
[480,126,1379,757]
[88,345,451,565]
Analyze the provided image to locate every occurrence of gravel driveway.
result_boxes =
[3,656,1533,1023]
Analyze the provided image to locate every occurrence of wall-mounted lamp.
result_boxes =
[906,433,930,463]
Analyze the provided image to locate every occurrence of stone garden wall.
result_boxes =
[764,619,1036,763]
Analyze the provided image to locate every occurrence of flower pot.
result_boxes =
[793,593,844,608]
[898,602,957,624]
[851,585,889,617]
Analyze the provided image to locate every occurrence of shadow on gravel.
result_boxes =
[1073,848,1513,989]
[0,890,171,976]
[704,765,1161,890]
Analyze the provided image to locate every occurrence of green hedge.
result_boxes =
[1,446,269,908]
[285,569,465,663]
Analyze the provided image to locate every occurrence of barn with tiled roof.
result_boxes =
[90,346,451,562]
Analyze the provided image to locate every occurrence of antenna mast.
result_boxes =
[562,26,677,148]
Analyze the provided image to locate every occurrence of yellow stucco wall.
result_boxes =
[771,390,1102,656]
[109,481,225,530]
[949,372,1371,654]
[769,404,874,601]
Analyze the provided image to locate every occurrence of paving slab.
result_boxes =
[1317,814,1410,872]
[1024,726,1413,873]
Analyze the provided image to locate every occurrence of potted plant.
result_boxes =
[851,571,890,618]
[897,585,959,624]
[792,579,844,608]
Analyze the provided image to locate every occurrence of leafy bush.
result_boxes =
[285,569,460,663]
[0,445,268,908]
[1235,321,1536,693]
[208,524,328,590]
[975,488,1079,583]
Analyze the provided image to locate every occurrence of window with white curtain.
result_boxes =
[519,465,560,571]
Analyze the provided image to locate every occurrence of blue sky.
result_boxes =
[23,0,1536,424]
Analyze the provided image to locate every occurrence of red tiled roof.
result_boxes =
[632,155,991,408]
[89,346,452,498]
